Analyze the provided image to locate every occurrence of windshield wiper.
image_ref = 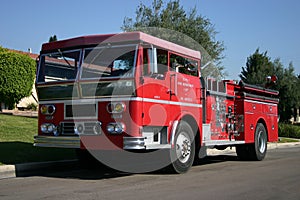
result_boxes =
[58,49,73,68]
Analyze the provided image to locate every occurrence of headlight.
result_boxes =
[106,123,125,134]
[106,124,115,133]
[41,124,48,133]
[106,102,125,113]
[40,105,56,115]
[40,123,57,135]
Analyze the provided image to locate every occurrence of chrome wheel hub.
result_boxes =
[258,131,266,153]
[176,132,191,163]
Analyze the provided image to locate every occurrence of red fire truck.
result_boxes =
[34,32,279,173]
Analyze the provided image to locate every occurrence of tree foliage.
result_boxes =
[121,0,225,77]
[0,48,36,109]
[49,35,58,42]
[239,48,300,122]
[239,48,273,86]
[0,46,8,53]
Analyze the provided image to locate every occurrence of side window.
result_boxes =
[170,53,198,77]
[143,49,150,76]
[143,48,168,78]
[157,49,168,75]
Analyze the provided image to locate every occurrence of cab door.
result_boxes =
[140,47,171,127]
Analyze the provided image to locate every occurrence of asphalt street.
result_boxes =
[0,147,299,200]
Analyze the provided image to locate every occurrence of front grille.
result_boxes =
[83,122,97,134]
[60,122,76,135]
[60,121,101,135]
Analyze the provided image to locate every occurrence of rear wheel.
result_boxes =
[170,121,195,173]
[253,123,268,160]
[236,123,267,161]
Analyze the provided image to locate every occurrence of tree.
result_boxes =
[121,0,225,78]
[240,48,300,122]
[272,60,299,122]
[0,46,8,53]
[49,35,58,42]
[0,49,36,109]
[239,48,273,86]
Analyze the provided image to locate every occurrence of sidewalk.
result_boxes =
[207,141,300,156]
[0,109,38,118]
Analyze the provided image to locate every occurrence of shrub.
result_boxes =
[0,50,36,109]
[0,46,8,53]
[278,123,300,139]
[26,103,38,111]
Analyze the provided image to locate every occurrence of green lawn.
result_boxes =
[278,137,299,143]
[0,114,76,165]
[1,114,299,165]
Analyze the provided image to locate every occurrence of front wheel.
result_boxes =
[169,121,195,173]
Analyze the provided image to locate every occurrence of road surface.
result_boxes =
[0,147,299,200]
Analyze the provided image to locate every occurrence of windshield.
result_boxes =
[81,45,137,79]
[36,45,137,100]
[37,49,81,83]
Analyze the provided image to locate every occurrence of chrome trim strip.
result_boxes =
[145,144,171,149]
[203,140,245,146]
[207,90,234,99]
[40,97,203,108]
[244,99,278,106]
[34,135,80,149]
[141,97,202,108]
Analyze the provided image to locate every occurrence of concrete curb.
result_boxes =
[207,142,300,156]
[0,165,16,179]
[0,160,78,179]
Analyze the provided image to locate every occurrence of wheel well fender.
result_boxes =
[170,114,201,149]
[257,118,268,140]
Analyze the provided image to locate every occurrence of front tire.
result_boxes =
[170,121,195,173]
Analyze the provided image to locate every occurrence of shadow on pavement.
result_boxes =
[16,154,241,180]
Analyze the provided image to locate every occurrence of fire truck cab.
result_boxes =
[34,32,279,173]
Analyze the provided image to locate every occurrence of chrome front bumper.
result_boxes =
[34,135,80,148]
[123,137,171,150]
[34,135,171,150]
[123,137,145,150]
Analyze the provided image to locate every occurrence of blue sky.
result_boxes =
[0,0,299,79]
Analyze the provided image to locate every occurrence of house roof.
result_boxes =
[41,32,201,59]
[9,49,39,60]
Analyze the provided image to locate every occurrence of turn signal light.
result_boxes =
[106,102,125,113]
[40,105,56,115]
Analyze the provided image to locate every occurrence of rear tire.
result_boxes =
[236,123,267,161]
[253,123,268,161]
[169,121,195,173]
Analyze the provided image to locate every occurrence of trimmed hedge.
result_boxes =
[0,47,36,109]
[278,123,300,139]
